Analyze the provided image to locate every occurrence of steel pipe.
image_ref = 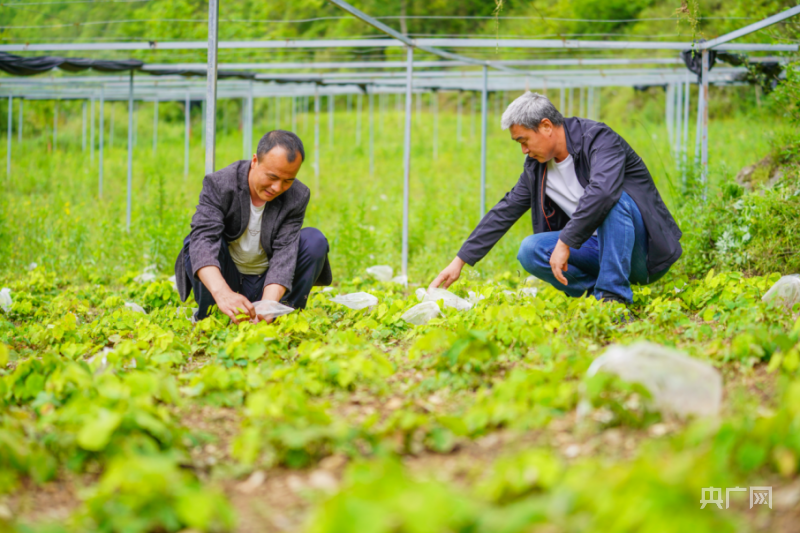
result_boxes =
[204,0,219,174]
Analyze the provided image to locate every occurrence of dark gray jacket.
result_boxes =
[174,159,331,302]
[458,117,682,274]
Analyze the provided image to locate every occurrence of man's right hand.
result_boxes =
[213,289,255,324]
[197,265,255,324]
[429,257,466,290]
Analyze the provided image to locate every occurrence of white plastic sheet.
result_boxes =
[366,265,393,282]
[467,291,486,305]
[416,288,473,311]
[134,265,158,284]
[0,288,12,313]
[584,342,722,417]
[252,300,295,320]
[329,292,378,310]
[401,301,442,325]
[124,302,147,314]
[762,274,800,311]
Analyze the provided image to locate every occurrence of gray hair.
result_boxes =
[501,91,565,131]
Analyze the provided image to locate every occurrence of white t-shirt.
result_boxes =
[228,201,270,275]
[545,154,597,236]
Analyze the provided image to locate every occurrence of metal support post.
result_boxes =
[401,46,413,279]
[682,74,690,187]
[126,71,134,232]
[185,91,190,179]
[314,84,320,186]
[480,65,488,217]
[456,92,462,143]
[567,87,573,116]
[82,100,86,151]
[471,93,476,138]
[560,85,565,113]
[328,94,334,149]
[153,98,159,154]
[7,96,11,181]
[578,87,584,117]
[90,97,95,163]
[369,90,374,176]
[291,96,296,132]
[246,79,253,156]
[109,105,114,149]
[433,91,438,161]
[588,87,594,120]
[666,84,674,148]
[274,96,279,129]
[99,90,104,197]
[356,92,362,145]
[201,100,206,150]
[53,101,58,150]
[17,99,22,143]
[204,0,219,175]
[674,81,682,159]
[700,49,709,198]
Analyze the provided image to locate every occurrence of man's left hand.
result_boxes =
[254,284,288,323]
[550,240,570,286]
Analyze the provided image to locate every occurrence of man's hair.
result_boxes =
[501,91,565,132]
[256,130,305,163]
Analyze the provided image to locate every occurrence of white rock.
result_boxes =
[586,342,722,418]
[762,274,800,311]
[0,288,12,313]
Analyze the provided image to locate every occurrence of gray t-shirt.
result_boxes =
[228,200,270,275]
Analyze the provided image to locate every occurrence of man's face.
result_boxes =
[248,146,303,203]
[509,120,556,163]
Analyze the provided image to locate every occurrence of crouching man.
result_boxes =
[174,130,332,323]
[430,92,681,304]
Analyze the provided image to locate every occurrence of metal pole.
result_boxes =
[274,96,279,129]
[53,100,58,150]
[682,74,690,187]
[356,92,362,145]
[471,93,476,138]
[90,97,95,163]
[480,65,488,217]
[82,100,86,151]
[126,70,133,232]
[247,79,253,156]
[291,96,296,132]
[674,81,682,159]
[456,92,462,143]
[578,87,584,117]
[201,100,206,149]
[433,91,438,161]
[402,46,413,279]
[567,87,573,116]
[700,49,709,198]
[204,0,219,175]
[328,94,334,149]
[99,90,104,197]
[587,87,594,120]
[665,84,674,149]
[109,105,113,149]
[17,99,22,143]
[314,84,320,186]
[7,96,11,181]
[184,91,190,178]
[560,85,565,112]
[369,89,374,176]
[153,98,159,155]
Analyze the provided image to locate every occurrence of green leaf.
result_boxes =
[77,409,123,452]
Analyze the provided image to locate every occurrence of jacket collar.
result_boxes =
[563,117,583,159]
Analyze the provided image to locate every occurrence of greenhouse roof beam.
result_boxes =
[701,5,800,49]
[0,40,793,53]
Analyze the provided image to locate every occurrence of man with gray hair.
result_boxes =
[430,91,681,305]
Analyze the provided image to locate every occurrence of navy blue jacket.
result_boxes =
[457,117,682,274]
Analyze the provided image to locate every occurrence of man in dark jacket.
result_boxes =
[174,130,332,323]
[430,92,681,304]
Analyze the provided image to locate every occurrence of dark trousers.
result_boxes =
[184,227,329,319]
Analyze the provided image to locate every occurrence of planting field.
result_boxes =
[2,90,800,533]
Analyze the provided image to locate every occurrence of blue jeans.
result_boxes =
[517,192,667,303]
